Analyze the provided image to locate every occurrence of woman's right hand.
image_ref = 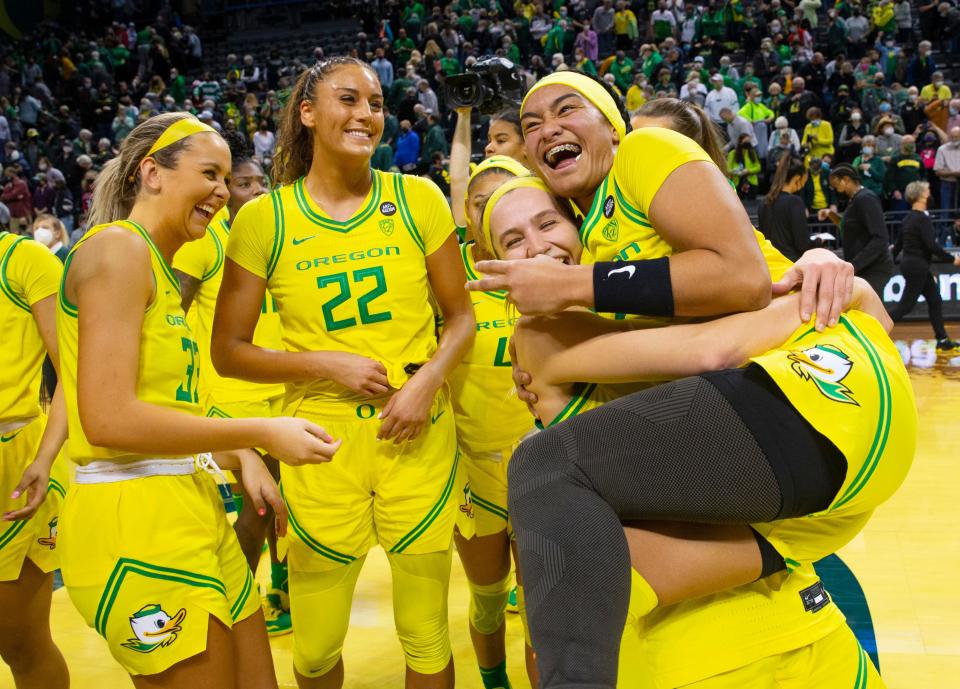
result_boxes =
[263,417,342,466]
[509,338,539,413]
[321,351,390,396]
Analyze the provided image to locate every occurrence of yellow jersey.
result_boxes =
[577,128,794,282]
[173,208,284,407]
[0,232,62,423]
[57,221,202,464]
[226,170,454,415]
[751,310,916,517]
[448,242,533,454]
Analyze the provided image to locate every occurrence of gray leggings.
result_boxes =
[508,371,845,688]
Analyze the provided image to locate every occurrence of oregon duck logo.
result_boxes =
[788,344,859,405]
[37,516,57,549]
[122,604,187,653]
[601,218,619,242]
[379,218,394,236]
[459,484,475,519]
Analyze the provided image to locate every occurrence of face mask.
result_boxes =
[851,116,862,124]
[903,144,916,153]
[883,126,894,135]
[879,104,891,113]
[909,94,918,103]
[33,227,54,246]
[811,119,822,127]
[862,146,874,156]
[951,107,959,116]
[822,161,831,171]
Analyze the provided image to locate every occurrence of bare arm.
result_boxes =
[210,258,389,396]
[521,278,885,388]
[448,107,473,229]
[71,229,336,463]
[650,161,772,315]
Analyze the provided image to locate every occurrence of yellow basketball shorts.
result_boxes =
[673,623,884,689]
[281,390,459,572]
[0,415,69,582]
[203,395,283,421]
[58,471,259,676]
[455,445,510,540]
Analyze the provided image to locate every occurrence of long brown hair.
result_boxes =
[635,97,728,174]
[765,154,806,205]
[88,112,204,227]
[272,56,379,185]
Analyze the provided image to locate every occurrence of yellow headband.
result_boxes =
[521,72,626,141]
[480,175,553,257]
[465,154,530,204]
[145,116,217,157]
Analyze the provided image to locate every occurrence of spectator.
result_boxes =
[759,155,811,260]
[372,49,394,88]
[393,119,420,171]
[921,71,951,104]
[240,55,260,89]
[592,0,616,58]
[838,110,869,163]
[651,1,677,41]
[801,107,835,160]
[889,180,960,349]
[31,213,70,261]
[845,8,870,57]
[727,133,762,200]
[821,164,895,295]
[907,41,936,87]
[417,80,439,118]
[252,120,276,163]
[768,116,801,172]
[934,127,960,216]
[1,166,32,232]
[853,135,888,196]
[420,113,448,167]
[575,20,599,63]
[610,51,635,93]
[875,116,903,162]
[886,135,924,211]
[784,76,820,132]
[194,70,223,104]
[47,168,75,233]
[704,73,739,124]
[720,107,756,151]
[894,0,913,43]
[680,73,707,106]
[871,101,905,135]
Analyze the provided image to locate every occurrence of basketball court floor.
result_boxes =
[2,323,957,689]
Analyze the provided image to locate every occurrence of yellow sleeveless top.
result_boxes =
[57,221,202,465]
[0,232,63,423]
[173,208,285,407]
[448,242,534,454]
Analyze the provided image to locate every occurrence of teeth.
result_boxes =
[196,204,214,216]
[545,143,582,165]
[346,130,371,138]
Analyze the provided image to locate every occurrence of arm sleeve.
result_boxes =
[225,194,272,279]
[614,128,713,214]
[849,196,890,272]
[172,230,214,281]
[405,175,455,255]
[920,215,955,262]
[10,239,63,305]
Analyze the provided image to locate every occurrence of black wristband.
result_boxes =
[592,258,674,317]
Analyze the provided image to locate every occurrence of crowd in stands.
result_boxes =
[4,0,960,248]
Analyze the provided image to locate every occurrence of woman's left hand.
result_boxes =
[377,369,442,444]
[772,248,855,331]
[238,450,288,537]
[3,459,52,522]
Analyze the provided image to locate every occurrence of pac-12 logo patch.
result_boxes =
[603,195,615,218]
[122,604,187,653]
[601,218,619,242]
[787,344,858,405]
[379,218,395,236]
[380,201,397,216]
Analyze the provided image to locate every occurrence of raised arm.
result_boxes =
[448,107,473,229]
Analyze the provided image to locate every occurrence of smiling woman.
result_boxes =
[211,57,475,689]
[52,112,340,689]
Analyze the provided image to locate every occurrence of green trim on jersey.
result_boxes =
[0,234,32,313]
[47,477,66,499]
[95,558,226,635]
[613,181,653,229]
[579,175,611,246]
[292,173,382,233]
[392,174,425,253]
[547,383,598,427]
[127,221,181,292]
[58,249,79,318]
[830,315,891,511]
[461,241,506,301]
[268,190,285,279]
[202,227,225,282]
[205,406,232,419]
[390,449,460,553]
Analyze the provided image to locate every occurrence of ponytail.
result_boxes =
[765,154,806,206]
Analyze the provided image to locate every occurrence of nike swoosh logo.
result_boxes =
[291,234,319,246]
[606,265,636,279]
[431,409,446,424]
[0,430,22,443]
